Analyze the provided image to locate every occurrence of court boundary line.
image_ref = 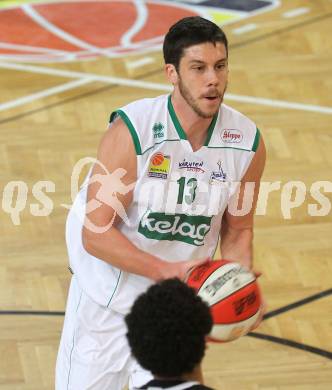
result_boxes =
[263,288,332,320]
[22,3,110,55]
[0,61,332,115]
[0,81,119,124]
[0,78,93,112]
[0,0,281,62]
[0,61,172,91]
[1,288,331,360]
[248,332,332,360]
[2,288,330,317]
[0,54,76,62]
[21,1,158,59]
[0,41,70,54]
[18,0,206,60]
[20,2,159,59]
[231,11,332,49]
[121,0,148,47]
[1,2,330,119]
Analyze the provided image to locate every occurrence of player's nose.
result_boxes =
[206,68,219,87]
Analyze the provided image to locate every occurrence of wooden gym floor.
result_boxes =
[0,0,331,389]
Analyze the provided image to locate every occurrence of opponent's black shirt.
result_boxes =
[138,379,214,389]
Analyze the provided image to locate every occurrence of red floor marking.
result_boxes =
[0,8,80,51]
[0,48,38,55]
[0,1,201,61]
[134,2,197,42]
[35,1,137,48]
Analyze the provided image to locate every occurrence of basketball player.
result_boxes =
[126,278,214,390]
[56,16,266,390]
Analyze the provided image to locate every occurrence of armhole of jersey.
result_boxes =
[251,127,260,152]
[110,110,142,155]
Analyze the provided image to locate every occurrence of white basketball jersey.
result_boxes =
[66,94,260,313]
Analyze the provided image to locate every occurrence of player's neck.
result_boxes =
[171,91,214,151]
[154,364,203,383]
[153,375,195,383]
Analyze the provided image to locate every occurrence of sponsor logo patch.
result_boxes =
[221,129,243,143]
[148,153,170,179]
[138,209,212,246]
[178,158,205,173]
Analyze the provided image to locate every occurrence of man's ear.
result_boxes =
[165,64,178,85]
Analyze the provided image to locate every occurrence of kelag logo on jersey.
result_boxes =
[138,210,212,246]
[148,153,170,179]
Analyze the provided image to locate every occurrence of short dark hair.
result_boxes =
[125,278,213,378]
[163,16,228,70]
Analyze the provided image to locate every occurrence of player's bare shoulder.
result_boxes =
[97,116,137,183]
[242,129,266,183]
[82,117,137,245]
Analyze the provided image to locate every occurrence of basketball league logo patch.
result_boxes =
[210,160,227,184]
[148,153,171,179]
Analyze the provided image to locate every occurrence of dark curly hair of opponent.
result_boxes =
[125,278,213,378]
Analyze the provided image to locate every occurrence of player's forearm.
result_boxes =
[220,225,253,270]
[82,226,165,281]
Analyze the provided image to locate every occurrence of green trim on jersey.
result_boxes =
[107,270,122,308]
[252,128,260,152]
[168,95,218,146]
[168,95,187,140]
[203,114,218,146]
[207,146,251,151]
[142,138,181,155]
[110,110,142,155]
[208,128,261,152]
[67,291,83,390]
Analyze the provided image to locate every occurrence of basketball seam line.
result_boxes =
[213,307,260,326]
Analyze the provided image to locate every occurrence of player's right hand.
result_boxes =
[157,257,210,281]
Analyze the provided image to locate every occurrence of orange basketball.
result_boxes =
[186,259,262,342]
[151,153,164,166]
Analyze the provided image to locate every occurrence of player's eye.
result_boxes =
[216,63,226,70]
[192,66,204,71]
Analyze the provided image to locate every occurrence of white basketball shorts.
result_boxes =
[55,276,153,390]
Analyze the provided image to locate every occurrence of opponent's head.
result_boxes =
[125,278,212,378]
[163,17,229,118]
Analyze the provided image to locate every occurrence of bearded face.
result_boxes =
[175,42,228,119]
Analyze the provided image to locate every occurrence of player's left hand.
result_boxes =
[158,257,210,281]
